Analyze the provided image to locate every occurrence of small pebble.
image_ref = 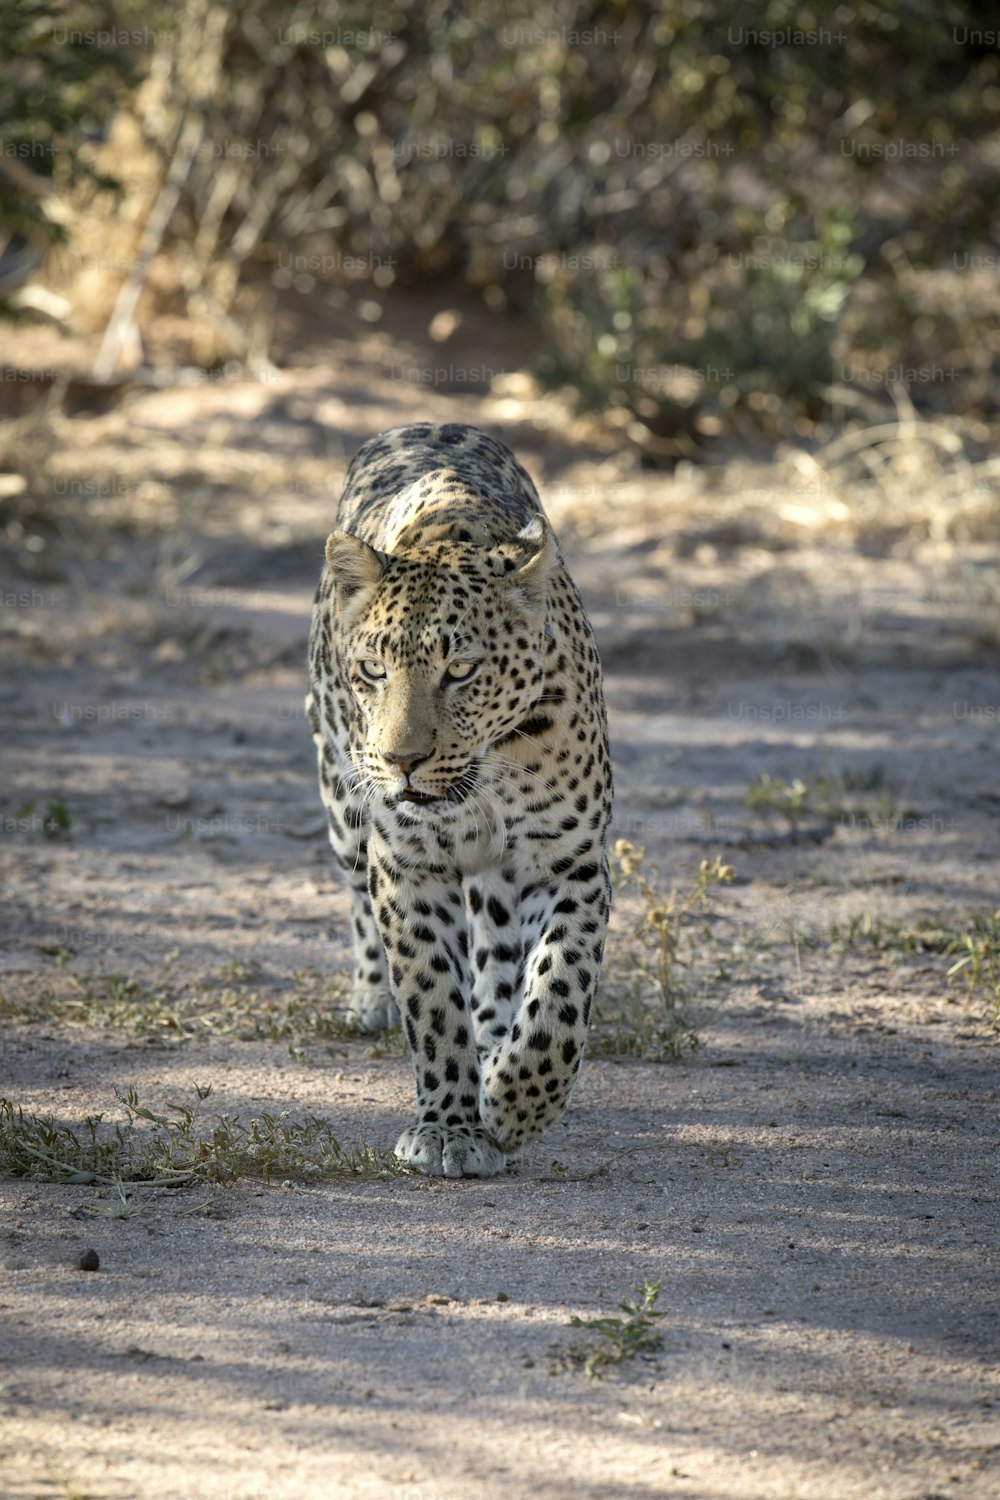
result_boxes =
[495,1290,509,1302]
[76,1248,100,1272]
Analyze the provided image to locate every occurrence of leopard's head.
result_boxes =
[324,518,557,809]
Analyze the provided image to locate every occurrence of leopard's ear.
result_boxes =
[506,514,558,614]
[324,531,386,613]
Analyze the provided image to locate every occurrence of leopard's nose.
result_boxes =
[381,748,432,776]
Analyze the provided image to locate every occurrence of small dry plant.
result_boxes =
[745,770,904,833]
[831,909,1000,1021]
[593,843,734,1060]
[0,955,403,1059]
[566,1280,665,1378]
[0,1084,403,1186]
[788,392,1000,547]
[946,912,1000,1019]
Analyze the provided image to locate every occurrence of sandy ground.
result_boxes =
[1,293,999,1499]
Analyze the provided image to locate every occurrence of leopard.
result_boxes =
[306,422,612,1177]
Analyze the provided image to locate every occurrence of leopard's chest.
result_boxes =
[375,784,584,884]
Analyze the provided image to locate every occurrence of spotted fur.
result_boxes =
[307,422,612,1177]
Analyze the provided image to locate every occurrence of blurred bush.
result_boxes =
[0,2,134,294]
[2,0,998,451]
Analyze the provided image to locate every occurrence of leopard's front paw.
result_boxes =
[346,989,400,1034]
[394,1121,506,1179]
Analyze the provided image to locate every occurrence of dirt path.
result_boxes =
[1,300,998,1498]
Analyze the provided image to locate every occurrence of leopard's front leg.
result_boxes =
[479,856,611,1153]
[369,831,506,1178]
[308,689,396,1032]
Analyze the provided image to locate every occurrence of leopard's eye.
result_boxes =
[444,659,480,683]
[357,659,387,683]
